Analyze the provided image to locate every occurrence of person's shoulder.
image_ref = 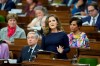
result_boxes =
[81,16,91,23]
[36,44,40,48]
[81,32,87,35]
[31,18,38,22]
[68,32,73,36]
[81,32,86,34]
[59,31,67,35]
[16,26,25,32]
[82,16,91,19]
[0,27,7,31]
[57,31,68,37]
[22,46,29,50]
[0,43,8,47]
[7,0,14,4]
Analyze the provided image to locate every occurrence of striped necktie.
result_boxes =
[92,17,95,26]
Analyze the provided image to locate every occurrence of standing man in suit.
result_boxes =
[82,2,100,30]
[0,0,16,11]
[17,31,40,63]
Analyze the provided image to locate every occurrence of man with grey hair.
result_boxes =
[17,31,40,63]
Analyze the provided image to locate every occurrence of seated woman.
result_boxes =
[62,0,77,7]
[0,40,9,59]
[24,0,41,17]
[27,6,48,34]
[71,0,87,16]
[41,14,70,59]
[0,13,26,45]
[68,17,89,48]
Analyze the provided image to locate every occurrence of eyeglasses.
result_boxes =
[88,9,95,13]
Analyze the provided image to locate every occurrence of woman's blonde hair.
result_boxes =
[6,13,18,21]
[44,14,63,35]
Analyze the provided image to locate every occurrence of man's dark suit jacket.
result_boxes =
[82,14,100,30]
[17,45,40,63]
[0,0,16,11]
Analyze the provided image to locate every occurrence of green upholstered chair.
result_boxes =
[0,15,5,23]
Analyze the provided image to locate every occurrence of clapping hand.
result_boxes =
[57,45,64,53]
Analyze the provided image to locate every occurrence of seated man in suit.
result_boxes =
[0,0,16,11]
[82,2,100,30]
[17,31,40,63]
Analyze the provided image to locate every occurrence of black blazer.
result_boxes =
[17,44,40,63]
[0,0,16,11]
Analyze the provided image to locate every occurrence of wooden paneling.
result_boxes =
[89,42,100,50]
[0,10,7,17]
[67,48,78,59]
[47,6,70,11]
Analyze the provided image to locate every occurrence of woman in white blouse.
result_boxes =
[27,6,48,32]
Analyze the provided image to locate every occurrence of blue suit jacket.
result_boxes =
[17,45,40,63]
[82,14,100,30]
[62,0,77,6]
[0,0,16,11]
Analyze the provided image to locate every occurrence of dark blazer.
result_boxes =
[82,14,100,30]
[17,44,40,63]
[0,0,16,11]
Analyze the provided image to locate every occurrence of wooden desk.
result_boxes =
[62,25,97,33]
[87,32,100,41]
[47,6,70,11]
[0,60,21,66]
[67,48,78,59]
[78,48,100,63]
[9,45,24,59]
[14,38,27,46]
[78,48,100,56]
[89,42,100,50]
[14,38,41,46]
[22,59,72,66]
[22,59,90,66]
[48,11,71,23]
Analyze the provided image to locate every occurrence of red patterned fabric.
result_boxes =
[7,25,16,38]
